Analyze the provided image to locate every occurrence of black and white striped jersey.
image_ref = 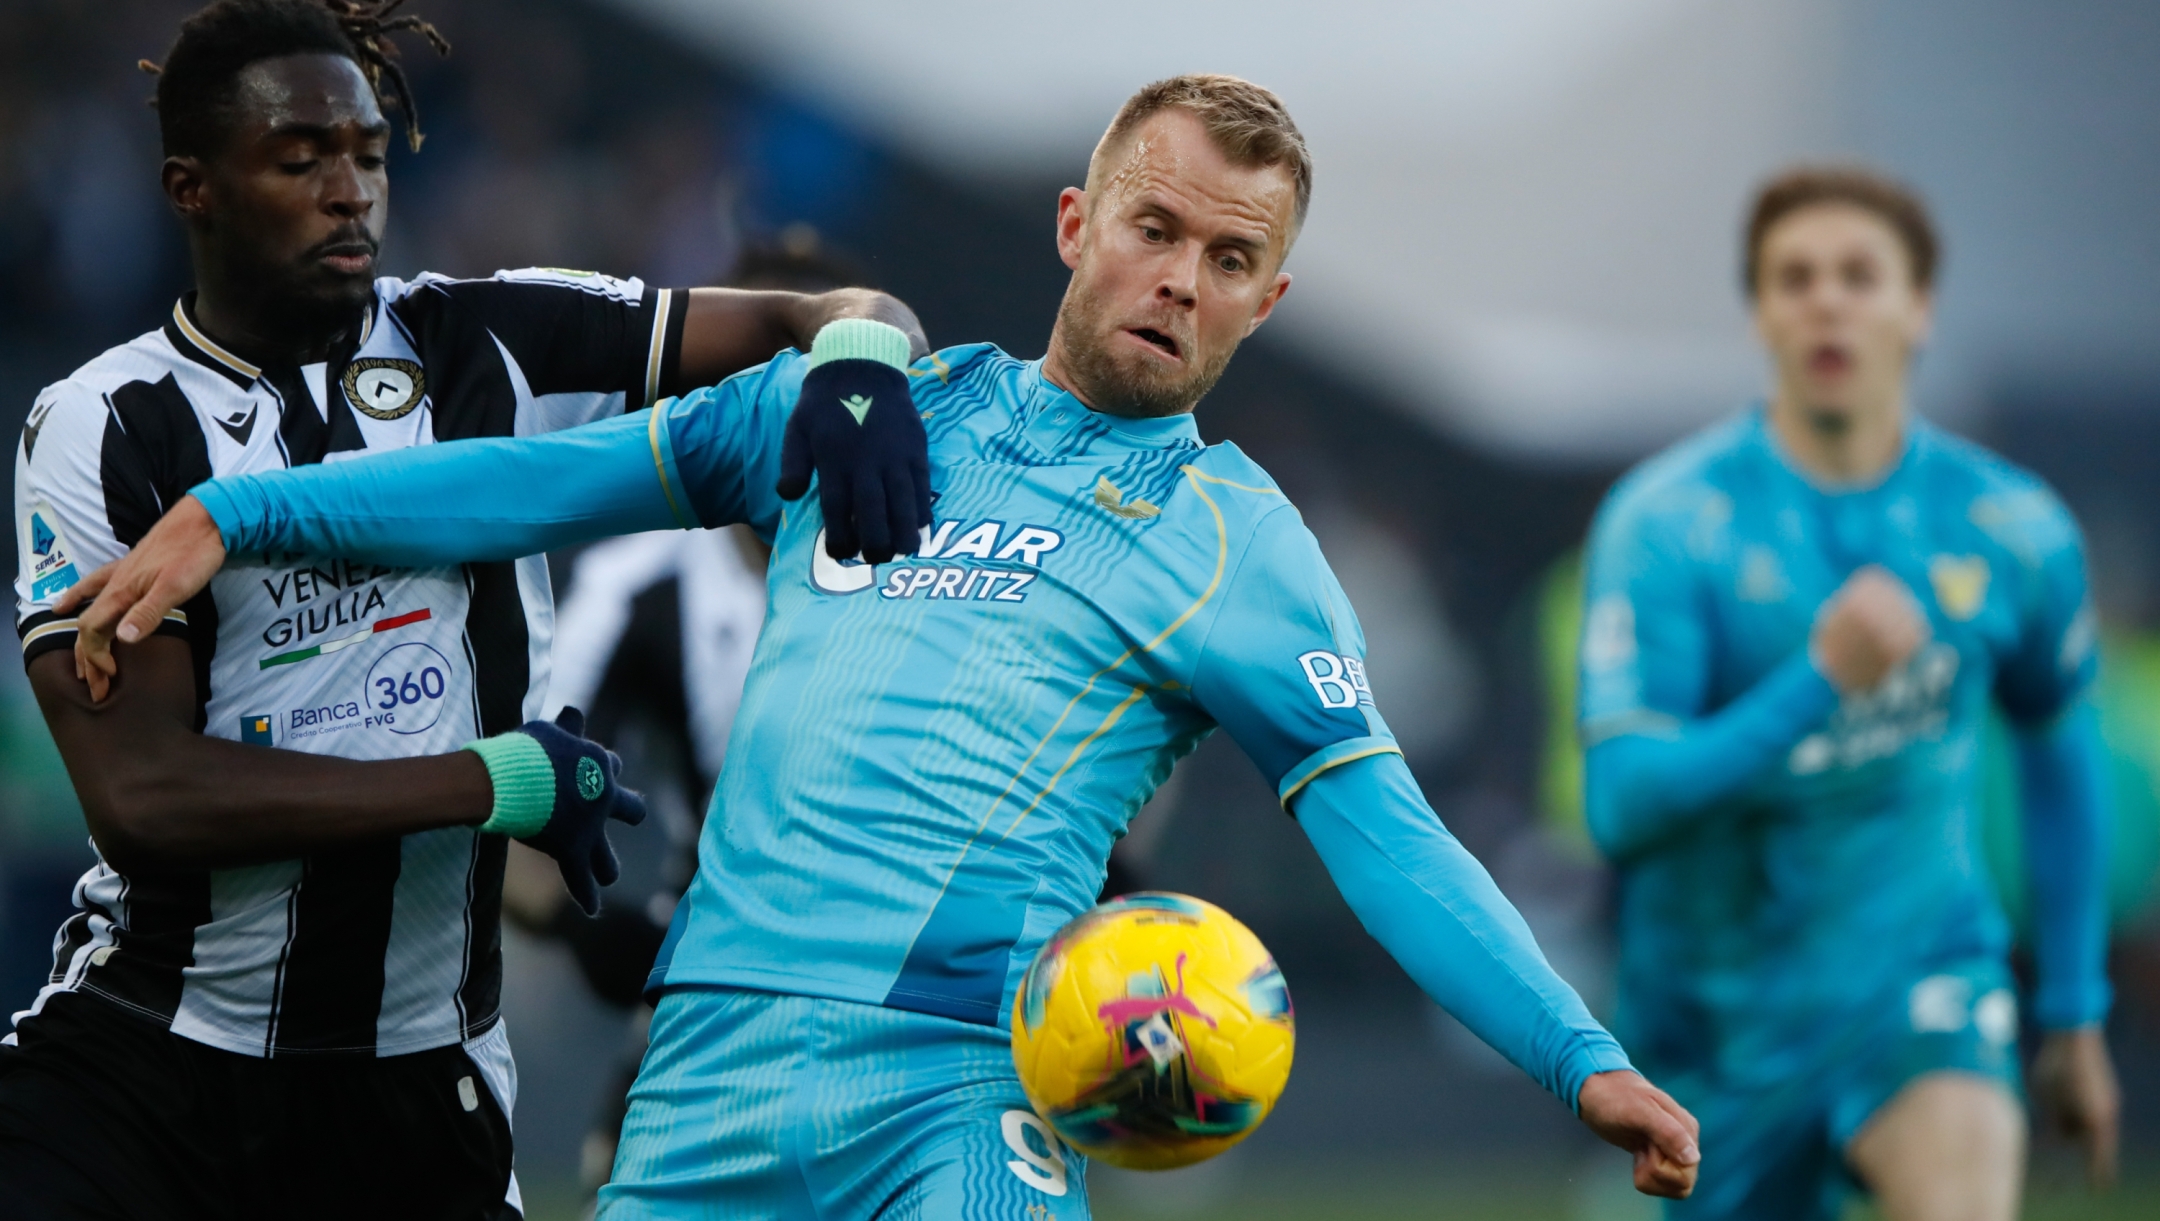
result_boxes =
[11,268,688,1058]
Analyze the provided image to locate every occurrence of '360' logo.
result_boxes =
[364,642,453,736]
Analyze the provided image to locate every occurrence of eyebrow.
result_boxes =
[1132,194,1272,257]
[262,120,393,143]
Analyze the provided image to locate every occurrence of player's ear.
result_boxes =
[1908,286,1935,350]
[163,155,210,222]
[1244,272,1292,337]
[1055,187,1089,272]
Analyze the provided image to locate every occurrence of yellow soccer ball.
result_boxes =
[1010,892,1294,1170]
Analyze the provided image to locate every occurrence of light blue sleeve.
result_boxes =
[1294,752,1635,1111]
[1189,505,1397,795]
[2014,702,2112,1029]
[1983,484,2110,1029]
[1578,489,1838,863]
[192,355,801,563]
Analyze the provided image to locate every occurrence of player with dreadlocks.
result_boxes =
[0,1,932,1216]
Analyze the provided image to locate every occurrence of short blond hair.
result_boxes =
[1088,74,1312,232]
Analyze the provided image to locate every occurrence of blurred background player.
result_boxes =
[1579,166,2119,1220]
[1,1,927,1216]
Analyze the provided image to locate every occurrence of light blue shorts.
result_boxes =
[1659,959,2023,1221]
[599,986,1091,1220]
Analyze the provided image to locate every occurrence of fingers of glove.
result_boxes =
[610,783,649,827]
[818,467,861,561]
[554,705,586,737]
[776,409,814,501]
[559,859,602,918]
[590,836,622,888]
[853,465,895,565]
[911,451,933,530]
[882,466,921,559]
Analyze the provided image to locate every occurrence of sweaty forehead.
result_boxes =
[229,53,384,135]
[1095,113,1296,250]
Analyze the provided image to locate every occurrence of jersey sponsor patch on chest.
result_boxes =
[811,519,1067,604]
[1787,641,1960,775]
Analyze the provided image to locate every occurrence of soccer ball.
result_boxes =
[1010,892,1294,1170]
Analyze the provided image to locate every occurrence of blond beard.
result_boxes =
[1051,280,1237,419]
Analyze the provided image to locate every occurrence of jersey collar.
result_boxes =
[165,295,263,388]
[1023,360,1203,455]
[164,293,381,390]
[1748,402,1931,497]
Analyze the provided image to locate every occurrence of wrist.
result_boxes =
[180,489,241,559]
[805,317,912,373]
[464,733,556,838]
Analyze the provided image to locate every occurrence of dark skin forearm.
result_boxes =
[29,639,491,872]
[673,287,929,393]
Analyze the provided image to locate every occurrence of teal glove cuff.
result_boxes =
[465,733,556,838]
[805,318,911,373]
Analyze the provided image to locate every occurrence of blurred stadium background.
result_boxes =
[3,1,2158,1215]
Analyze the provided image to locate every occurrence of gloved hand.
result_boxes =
[775,318,932,564]
[464,706,648,916]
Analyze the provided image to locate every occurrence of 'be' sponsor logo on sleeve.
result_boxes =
[1298,650,1374,710]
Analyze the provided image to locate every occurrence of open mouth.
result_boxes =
[1807,343,1852,378]
[1128,327,1182,360]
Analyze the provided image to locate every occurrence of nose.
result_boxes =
[323,155,377,221]
[1157,241,1201,309]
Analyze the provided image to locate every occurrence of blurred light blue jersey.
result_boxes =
[196,343,1631,1110]
[1579,408,2104,1087]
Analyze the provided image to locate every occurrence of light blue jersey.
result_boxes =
[649,345,1396,1027]
[197,342,1637,1216]
[1579,408,2110,1219]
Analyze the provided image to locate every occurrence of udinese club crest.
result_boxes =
[343,358,427,421]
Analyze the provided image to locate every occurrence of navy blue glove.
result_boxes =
[775,319,931,564]
[465,706,647,917]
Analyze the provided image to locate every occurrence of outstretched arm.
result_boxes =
[2016,702,2120,1186]
[29,638,490,871]
[57,407,682,699]
[1293,752,1699,1198]
[1188,505,1695,1198]
[678,287,928,387]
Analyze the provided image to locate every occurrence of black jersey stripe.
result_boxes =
[266,365,329,468]
[84,870,212,1019]
[270,840,404,1052]
[457,832,508,1039]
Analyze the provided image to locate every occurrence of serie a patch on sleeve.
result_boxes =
[21,501,80,601]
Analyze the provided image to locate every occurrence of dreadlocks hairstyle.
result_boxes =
[143,0,450,157]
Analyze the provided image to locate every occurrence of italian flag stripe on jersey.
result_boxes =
[259,607,432,670]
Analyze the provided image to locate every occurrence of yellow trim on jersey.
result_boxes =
[647,404,693,528]
[19,618,78,652]
[170,301,261,380]
[19,608,186,655]
[1278,744,1403,806]
[643,288,675,407]
[916,462,1282,920]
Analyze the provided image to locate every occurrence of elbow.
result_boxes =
[78,768,192,873]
